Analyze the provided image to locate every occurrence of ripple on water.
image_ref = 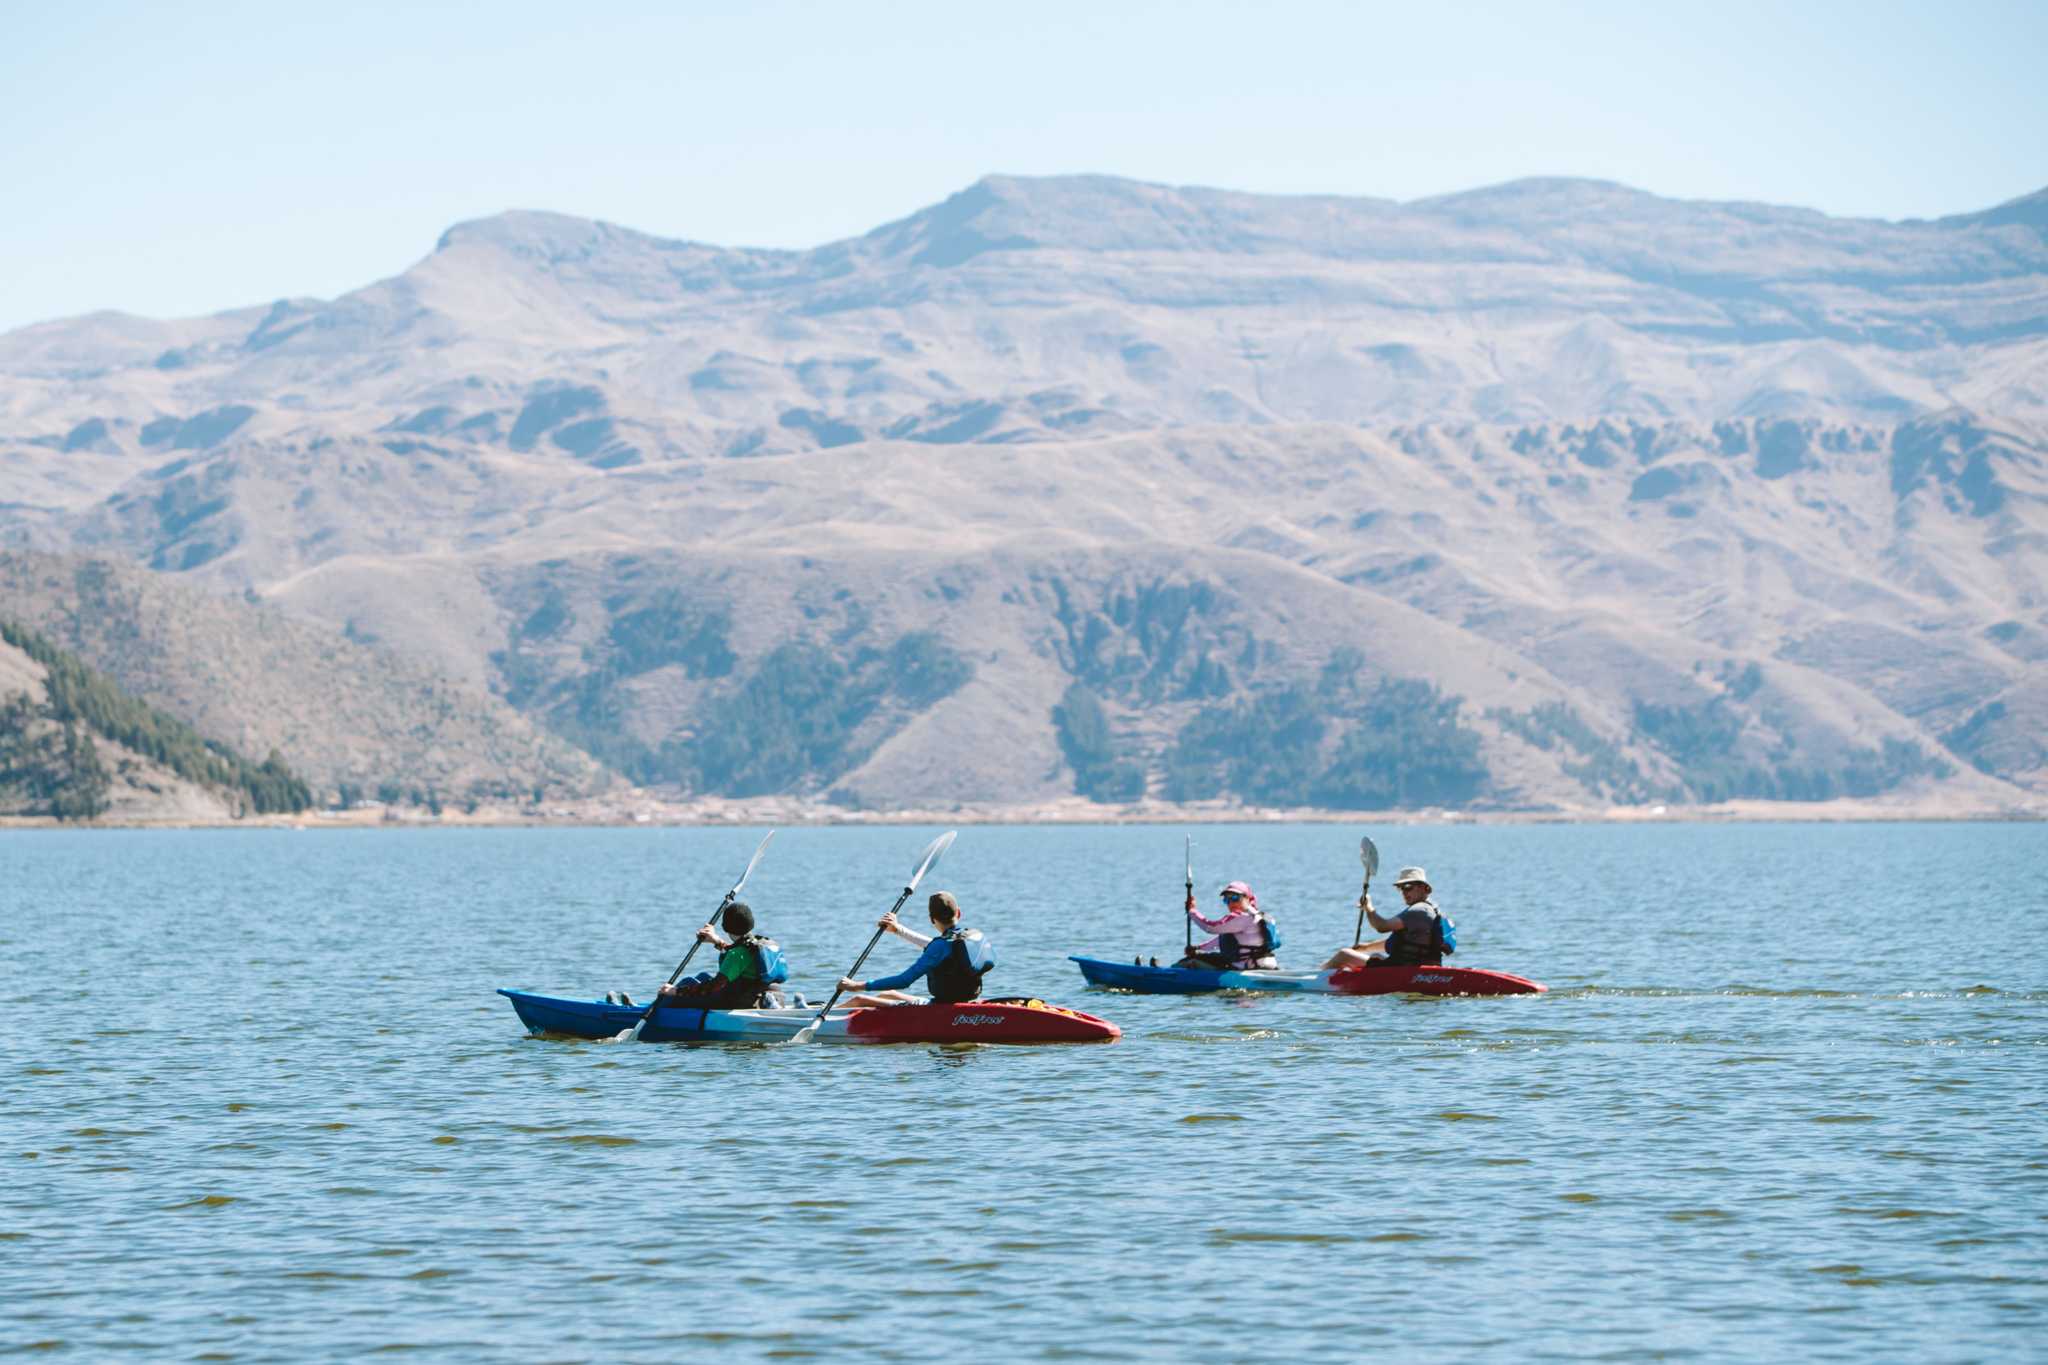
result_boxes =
[166,1195,238,1210]
[6,821,2044,1361]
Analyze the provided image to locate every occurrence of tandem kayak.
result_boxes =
[498,989,1121,1044]
[1070,957,1545,997]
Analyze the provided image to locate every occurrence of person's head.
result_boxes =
[1391,868,1432,904]
[1218,881,1257,911]
[927,891,960,928]
[722,901,755,937]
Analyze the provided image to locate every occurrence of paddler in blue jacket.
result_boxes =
[837,891,994,1007]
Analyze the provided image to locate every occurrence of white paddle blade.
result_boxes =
[788,1018,821,1045]
[732,829,776,897]
[1184,834,1193,885]
[905,830,957,893]
[1360,836,1380,882]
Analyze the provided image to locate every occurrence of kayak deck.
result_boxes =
[1070,957,1545,997]
[1070,957,1340,994]
[1328,964,1545,996]
[498,989,1120,1044]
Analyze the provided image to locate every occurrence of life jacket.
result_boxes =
[684,935,789,1008]
[1219,912,1280,965]
[1385,902,1446,966]
[926,927,993,1003]
[739,935,790,985]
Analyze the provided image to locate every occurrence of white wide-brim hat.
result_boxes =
[1391,866,1430,887]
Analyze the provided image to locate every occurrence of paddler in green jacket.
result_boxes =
[651,902,790,1009]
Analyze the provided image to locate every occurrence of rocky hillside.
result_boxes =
[0,552,608,804]
[0,619,310,821]
[1,175,2043,812]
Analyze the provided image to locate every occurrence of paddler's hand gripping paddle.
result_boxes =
[790,830,956,1045]
[616,829,776,1043]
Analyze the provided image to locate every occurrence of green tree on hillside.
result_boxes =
[0,618,313,816]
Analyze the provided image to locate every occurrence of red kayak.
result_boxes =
[843,999,1122,1043]
[1327,964,1546,996]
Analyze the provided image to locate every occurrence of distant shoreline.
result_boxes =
[4,793,2043,830]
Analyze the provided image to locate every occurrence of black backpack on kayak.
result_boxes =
[927,928,993,1003]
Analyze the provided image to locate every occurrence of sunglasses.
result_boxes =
[1219,892,1244,902]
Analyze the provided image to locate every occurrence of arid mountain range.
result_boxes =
[2,174,2044,813]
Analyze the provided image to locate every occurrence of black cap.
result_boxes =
[722,902,755,936]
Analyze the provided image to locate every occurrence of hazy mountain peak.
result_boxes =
[1943,185,2048,234]
[433,209,673,260]
[1417,175,1651,207]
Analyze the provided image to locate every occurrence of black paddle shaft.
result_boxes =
[629,893,733,1028]
[809,884,918,1019]
[666,894,735,983]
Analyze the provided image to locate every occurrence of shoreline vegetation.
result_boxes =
[2,792,2041,830]
[1,618,314,820]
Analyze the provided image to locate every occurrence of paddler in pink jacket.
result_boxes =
[1177,881,1278,970]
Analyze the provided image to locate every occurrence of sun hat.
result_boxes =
[1391,867,1430,887]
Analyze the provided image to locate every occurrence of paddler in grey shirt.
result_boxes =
[1320,866,1445,969]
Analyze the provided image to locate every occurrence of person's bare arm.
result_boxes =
[878,911,931,948]
[1361,894,1400,934]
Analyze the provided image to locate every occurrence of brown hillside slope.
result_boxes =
[2,176,2044,811]
[0,552,608,801]
[0,635,237,821]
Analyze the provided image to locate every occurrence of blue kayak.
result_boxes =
[497,989,827,1042]
[1070,957,1546,997]
[1070,957,1341,994]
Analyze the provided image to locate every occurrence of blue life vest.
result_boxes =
[1437,916,1457,956]
[927,927,993,1003]
[746,936,790,984]
[676,935,788,1007]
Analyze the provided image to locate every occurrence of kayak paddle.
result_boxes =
[790,829,956,1045]
[1183,834,1195,953]
[614,829,777,1043]
[1354,835,1380,947]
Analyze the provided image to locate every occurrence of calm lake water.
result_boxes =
[2,822,2044,1360]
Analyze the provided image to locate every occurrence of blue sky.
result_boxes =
[4,0,2043,332]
